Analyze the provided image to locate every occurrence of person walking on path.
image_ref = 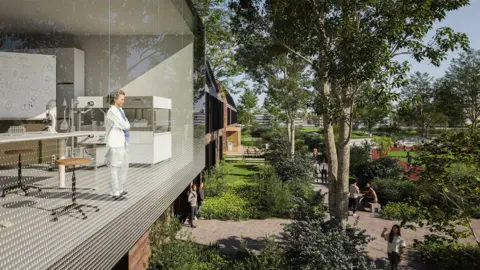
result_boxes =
[321,165,328,184]
[197,182,205,218]
[381,225,406,270]
[188,184,198,228]
[349,179,360,216]
[406,151,413,170]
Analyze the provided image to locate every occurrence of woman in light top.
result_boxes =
[381,224,406,270]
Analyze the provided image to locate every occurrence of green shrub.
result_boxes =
[231,236,286,270]
[203,167,228,197]
[249,167,295,218]
[353,157,402,187]
[149,240,232,270]
[350,143,372,176]
[379,202,422,222]
[373,136,394,157]
[202,191,252,220]
[281,200,376,270]
[371,178,418,206]
[266,137,312,182]
[415,235,480,270]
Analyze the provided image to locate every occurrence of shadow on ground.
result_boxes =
[232,164,262,172]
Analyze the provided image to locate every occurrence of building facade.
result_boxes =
[203,62,239,167]
[0,1,205,269]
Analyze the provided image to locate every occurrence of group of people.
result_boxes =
[186,182,205,228]
[312,147,329,184]
[348,180,378,216]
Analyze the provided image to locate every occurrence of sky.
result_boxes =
[231,1,480,106]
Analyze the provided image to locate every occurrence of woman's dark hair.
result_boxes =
[389,224,401,243]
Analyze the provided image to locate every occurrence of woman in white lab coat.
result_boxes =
[105,90,130,198]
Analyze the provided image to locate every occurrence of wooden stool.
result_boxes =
[2,149,42,197]
[51,158,99,221]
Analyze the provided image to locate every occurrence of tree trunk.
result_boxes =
[337,105,352,228]
[286,120,295,158]
[320,82,339,220]
[289,118,295,157]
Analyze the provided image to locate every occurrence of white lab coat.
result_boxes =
[105,105,130,196]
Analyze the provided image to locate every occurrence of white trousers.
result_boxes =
[108,147,129,196]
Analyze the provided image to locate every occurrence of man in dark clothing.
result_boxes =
[197,182,205,218]
[406,151,412,169]
[321,165,328,184]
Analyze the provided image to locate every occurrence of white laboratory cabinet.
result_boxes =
[122,96,172,165]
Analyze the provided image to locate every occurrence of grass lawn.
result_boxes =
[242,135,262,142]
[222,161,262,187]
[300,127,321,133]
[388,150,416,162]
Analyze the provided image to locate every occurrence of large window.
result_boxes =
[0,0,204,269]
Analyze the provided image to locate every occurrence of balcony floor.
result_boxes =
[0,160,187,270]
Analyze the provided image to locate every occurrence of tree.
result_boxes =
[434,77,465,128]
[410,129,480,248]
[442,49,480,128]
[398,72,440,138]
[237,88,258,132]
[193,0,243,95]
[373,136,394,157]
[356,83,395,133]
[238,51,312,157]
[232,0,469,227]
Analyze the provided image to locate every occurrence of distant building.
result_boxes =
[254,111,323,128]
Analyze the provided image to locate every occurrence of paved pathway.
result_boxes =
[180,183,479,269]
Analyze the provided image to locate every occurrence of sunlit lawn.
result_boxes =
[223,161,262,187]
[388,150,416,162]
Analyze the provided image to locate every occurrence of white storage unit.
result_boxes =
[123,96,172,165]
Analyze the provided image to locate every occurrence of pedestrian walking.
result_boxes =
[321,165,328,184]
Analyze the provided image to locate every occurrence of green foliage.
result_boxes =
[441,49,480,128]
[379,202,423,222]
[231,236,286,270]
[203,166,228,197]
[193,0,243,94]
[232,0,470,223]
[266,136,312,182]
[149,218,233,270]
[297,131,324,152]
[281,199,376,270]
[248,166,294,218]
[349,142,372,175]
[149,239,232,270]
[353,157,402,188]
[202,191,251,221]
[414,235,480,270]
[373,136,394,157]
[238,88,259,132]
[412,129,480,245]
[371,178,418,206]
[149,217,182,247]
[398,72,441,138]
[356,83,395,133]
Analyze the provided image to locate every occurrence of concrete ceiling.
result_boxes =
[0,0,193,35]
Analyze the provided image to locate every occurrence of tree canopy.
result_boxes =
[232,0,470,226]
